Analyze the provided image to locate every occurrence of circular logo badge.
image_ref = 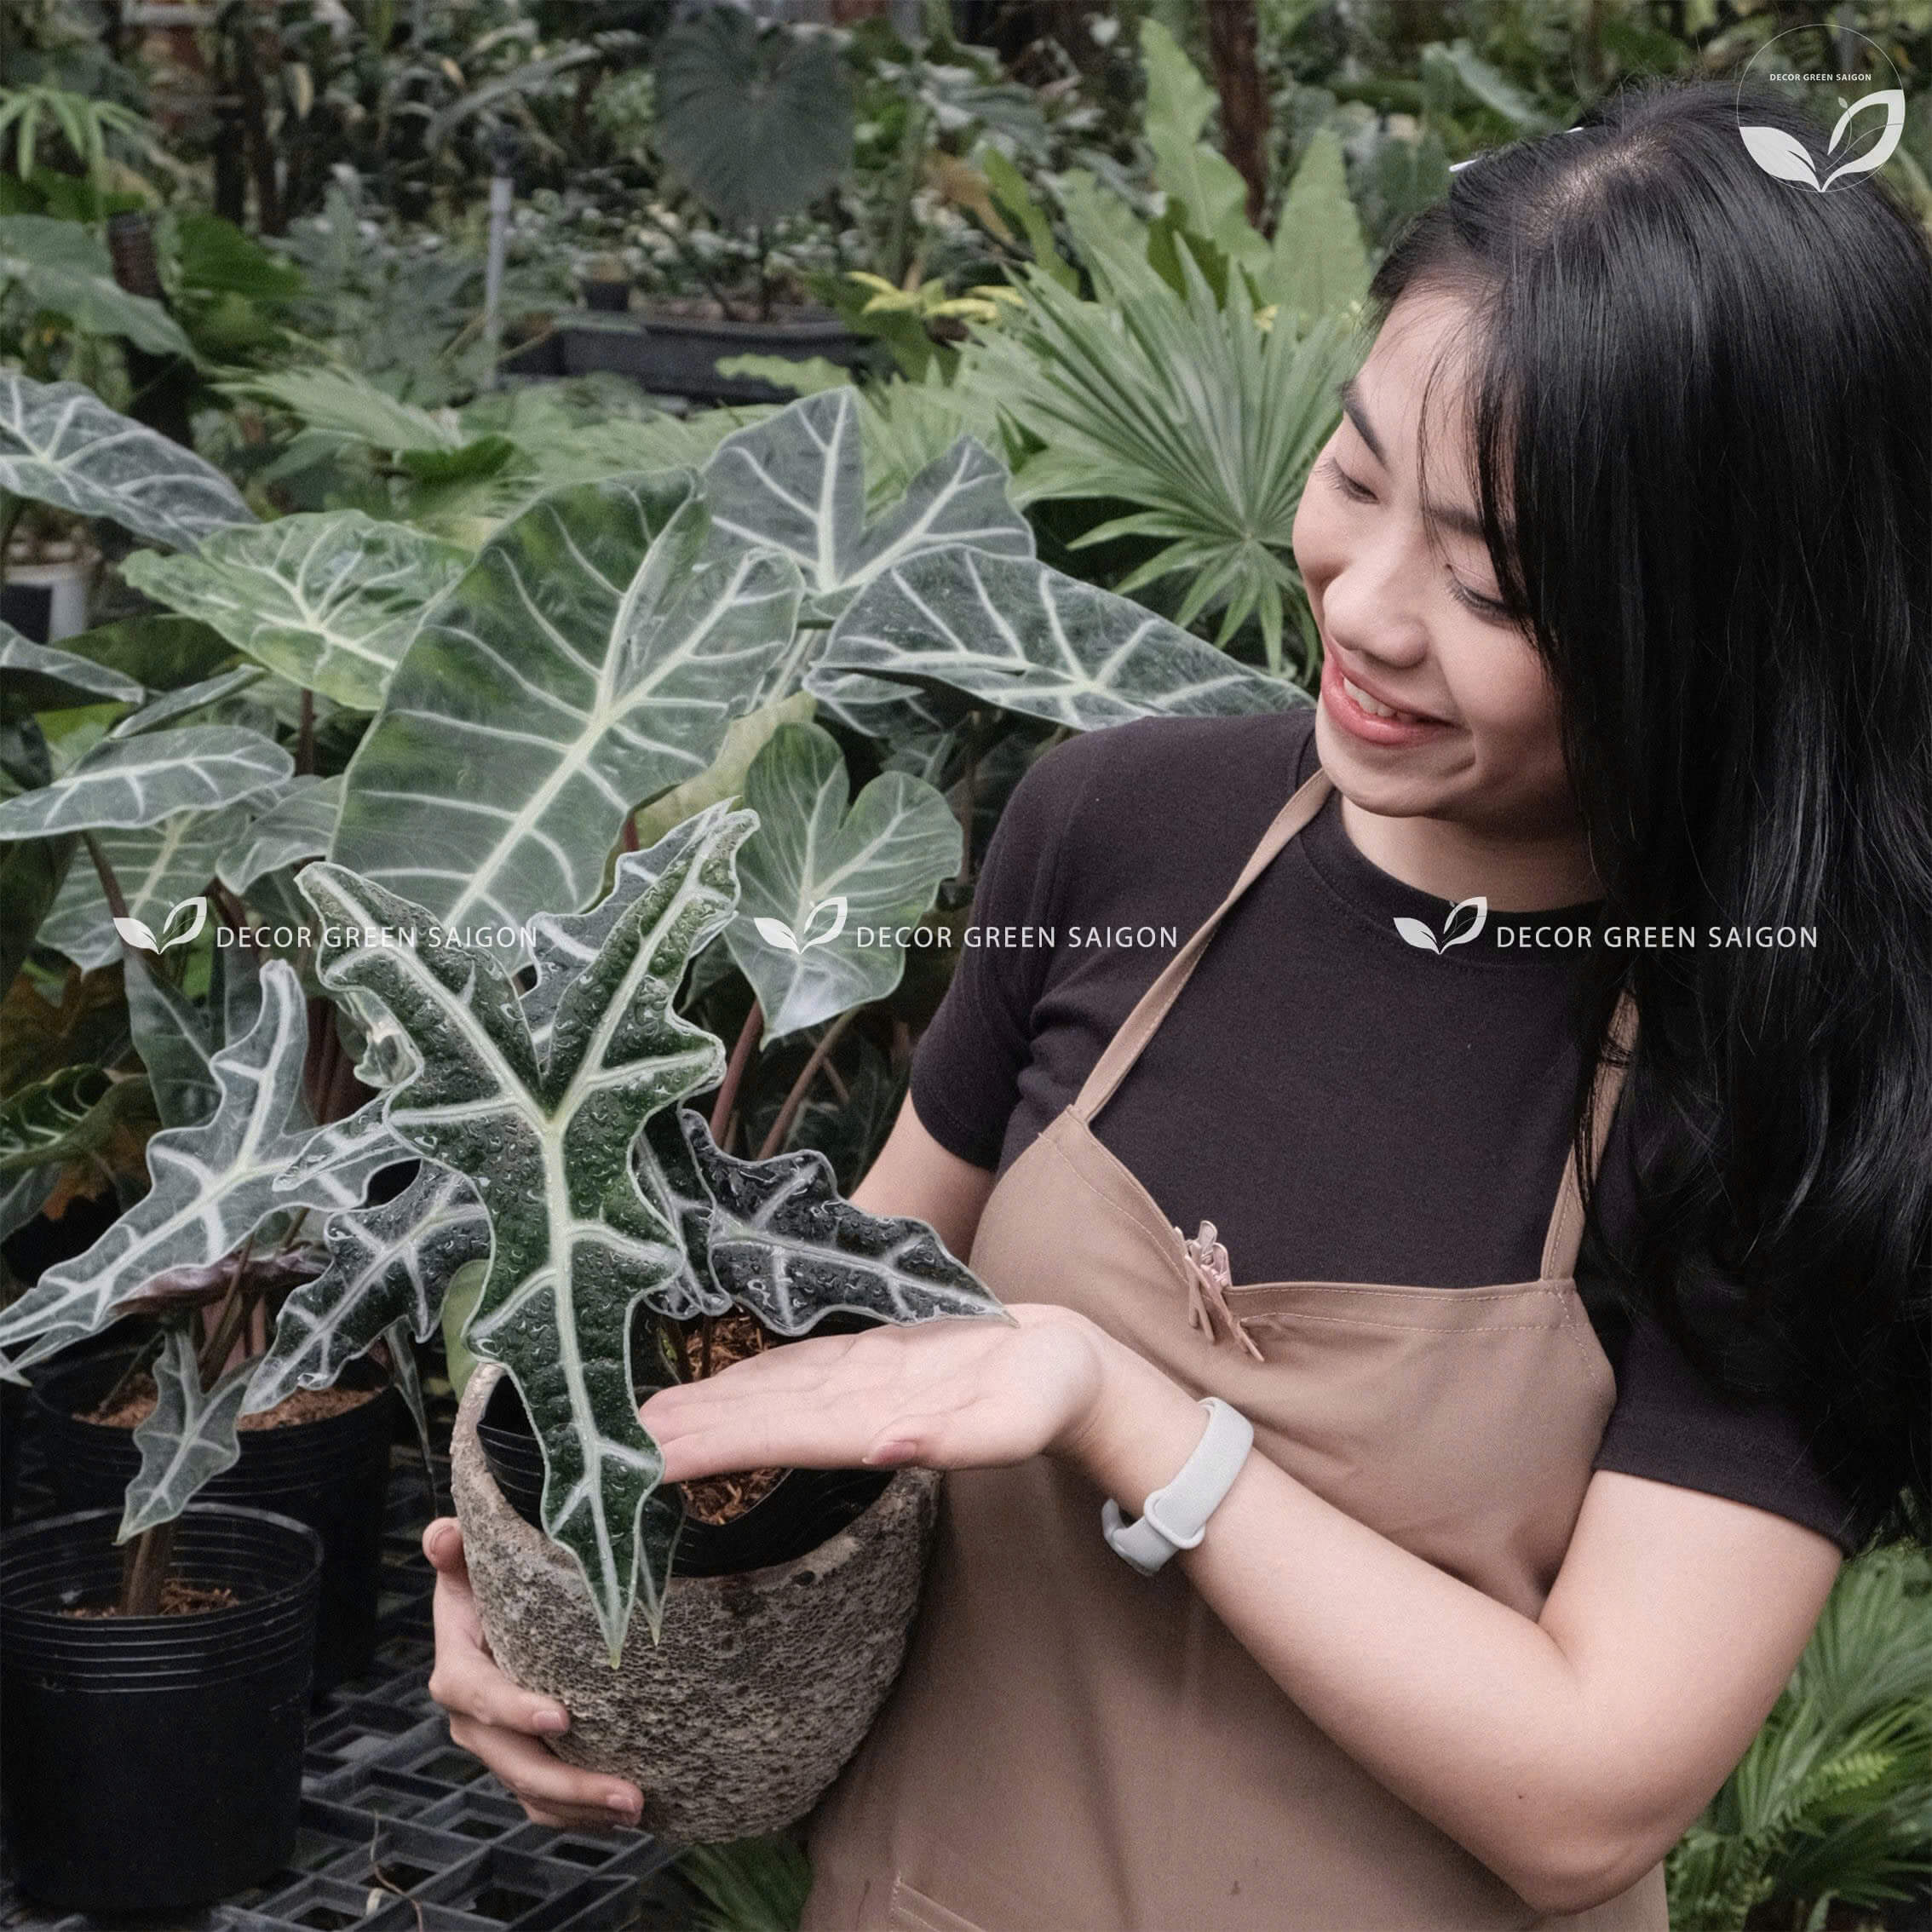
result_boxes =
[1737,26,1906,193]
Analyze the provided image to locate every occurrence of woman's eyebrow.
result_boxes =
[1335,376,1494,543]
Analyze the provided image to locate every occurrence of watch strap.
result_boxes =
[1101,1396,1255,1575]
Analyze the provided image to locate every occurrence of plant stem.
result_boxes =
[93,1329,167,1418]
[757,1007,859,1159]
[118,1519,176,1615]
[83,831,132,923]
[708,998,763,1143]
[196,1233,258,1388]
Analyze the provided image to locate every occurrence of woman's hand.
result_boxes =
[422,1519,645,1831]
[638,1302,1112,1483]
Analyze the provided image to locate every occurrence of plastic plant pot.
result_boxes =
[0,1503,323,1912]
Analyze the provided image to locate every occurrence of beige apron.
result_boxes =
[800,761,1665,1932]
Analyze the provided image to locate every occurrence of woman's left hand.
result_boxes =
[637,1302,1113,1481]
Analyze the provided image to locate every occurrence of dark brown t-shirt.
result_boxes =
[909,704,1861,1557]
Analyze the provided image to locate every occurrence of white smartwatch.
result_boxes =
[1101,1396,1255,1576]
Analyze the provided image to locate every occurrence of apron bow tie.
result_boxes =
[1173,1220,1265,1362]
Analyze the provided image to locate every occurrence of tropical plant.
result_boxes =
[650,5,854,319]
[0,370,1306,1660]
[1665,1539,1932,1931]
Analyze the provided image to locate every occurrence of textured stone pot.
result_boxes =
[451,1360,942,1843]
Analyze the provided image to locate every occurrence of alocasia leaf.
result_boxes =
[124,513,471,711]
[0,373,255,552]
[0,960,396,1373]
[812,549,1309,731]
[330,474,803,965]
[0,726,290,837]
[0,624,145,710]
[116,1321,254,1542]
[124,942,262,1130]
[700,390,1033,631]
[218,774,341,894]
[722,720,960,1039]
[676,1105,1009,1332]
[293,807,757,1659]
[246,1162,490,1413]
[0,1065,148,1172]
[107,668,267,737]
[38,802,261,969]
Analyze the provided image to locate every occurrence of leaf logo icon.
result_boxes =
[112,897,207,956]
[750,897,849,956]
[1740,90,1904,191]
[1393,895,1487,956]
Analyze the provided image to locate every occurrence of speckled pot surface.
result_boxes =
[450,1361,942,1844]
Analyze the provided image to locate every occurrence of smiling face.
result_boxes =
[1292,284,1584,852]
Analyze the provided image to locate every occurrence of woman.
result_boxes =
[422,74,1932,1929]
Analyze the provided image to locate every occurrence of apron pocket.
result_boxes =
[887,1873,992,1932]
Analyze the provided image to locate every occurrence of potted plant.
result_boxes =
[2,501,101,643]
[279,806,1012,1842]
[506,6,871,403]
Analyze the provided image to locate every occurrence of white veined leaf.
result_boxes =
[124,513,472,710]
[723,720,960,1039]
[0,623,145,709]
[700,389,1033,632]
[0,726,290,837]
[294,813,756,1660]
[109,668,268,737]
[0,960,399,1372]
[675,1104,1009,1335]
[0,372,255,551]
[330,473,802,966]
[812,549,1310,731]
[125,941,263,1131]
[116,1322,255,1541]
[38,802,258,969]
[247,1163,490,1413]
[218,774,342,893]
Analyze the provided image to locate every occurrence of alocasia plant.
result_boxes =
[276,802,1009,1660]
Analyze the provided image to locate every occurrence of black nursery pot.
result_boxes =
[476,1371,893,1578]
[28,1350,395,1692]
[0,1504,322,1912]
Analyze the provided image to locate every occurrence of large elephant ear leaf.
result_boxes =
[0,960,396,1374]
[701,390,1033,634]
[295,801,758,1661]
[246,1163,490,1415]
[0,727,290,837]
[0,373,255,552]
[117,1321,254,1542]
[723,719,960,1040]
[676,1107,1009,1332]
[330,471,802,967]
[812,549,1309,730]
[124,513,470,711]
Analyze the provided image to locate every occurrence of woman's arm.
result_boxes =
[1064,1338,1843,1913]
[641,1095,1845,1911]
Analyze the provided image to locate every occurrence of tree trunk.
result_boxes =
[1205,0,1271,232]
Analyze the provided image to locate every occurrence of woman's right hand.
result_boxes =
[423,1518,645,1831]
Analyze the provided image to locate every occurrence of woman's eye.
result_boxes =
[1323,454,1375,502]
[1447,575,1514,622]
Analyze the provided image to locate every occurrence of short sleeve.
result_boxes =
[1590,1289,1864,1557]
[907,740,1082,1169]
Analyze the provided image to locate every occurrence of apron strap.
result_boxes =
[1538,986,1641,1281]
[1072,762,1337,1125]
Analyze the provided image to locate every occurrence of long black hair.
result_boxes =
[1364,75,1932,1551]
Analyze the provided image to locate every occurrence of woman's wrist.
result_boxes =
[1048,1314,1217,1515]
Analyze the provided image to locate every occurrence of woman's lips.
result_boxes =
[1320,653,1454,746]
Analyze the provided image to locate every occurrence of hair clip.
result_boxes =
[1449,124,1588,173]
